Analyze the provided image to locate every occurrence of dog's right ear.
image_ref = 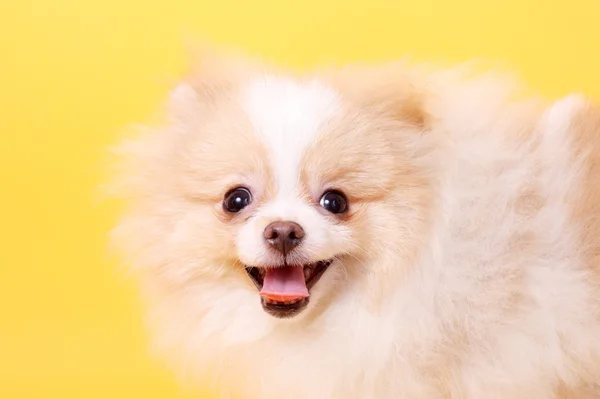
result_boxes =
[166,43,263,125]
[166,83,202,126]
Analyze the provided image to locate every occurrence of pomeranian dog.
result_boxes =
[110,46,600,398]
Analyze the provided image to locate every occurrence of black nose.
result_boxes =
[263,221,305,255]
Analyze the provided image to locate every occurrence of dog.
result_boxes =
[110,47,600,398]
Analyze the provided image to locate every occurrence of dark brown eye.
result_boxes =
[319,190,348,214]
[223,187,252,213]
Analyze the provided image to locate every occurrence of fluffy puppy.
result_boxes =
[110,47,600,398]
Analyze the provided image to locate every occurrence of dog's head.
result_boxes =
[112,49,433,324]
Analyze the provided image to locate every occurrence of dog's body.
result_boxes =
[112,50,600,398]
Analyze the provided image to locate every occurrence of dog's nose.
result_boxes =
[263,221,305,255]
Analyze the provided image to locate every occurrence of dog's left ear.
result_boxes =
[326,62,430,130]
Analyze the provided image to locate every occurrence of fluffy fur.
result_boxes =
[110,47,600,398]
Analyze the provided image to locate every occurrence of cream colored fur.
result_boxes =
[110,48,600,398]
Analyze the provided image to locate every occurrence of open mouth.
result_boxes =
[245,260,333,318]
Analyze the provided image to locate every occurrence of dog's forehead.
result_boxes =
[239,75,341,196]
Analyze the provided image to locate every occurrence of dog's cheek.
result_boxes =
[341,202,377,260]
[133,205,239,288]
[181,206,239,265]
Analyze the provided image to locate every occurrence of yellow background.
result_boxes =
[1,0,599,398]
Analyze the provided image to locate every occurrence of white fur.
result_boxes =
[113,62,600,399]
[236,76,350,267]
[240,75,340,196]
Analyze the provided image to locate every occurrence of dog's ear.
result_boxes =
[165,82,203,125]
[325,62,430,130]
[166,43,260,125]
[186,43,259,94]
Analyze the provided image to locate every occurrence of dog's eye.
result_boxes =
[319,190,348,214]
[223,187,252,213]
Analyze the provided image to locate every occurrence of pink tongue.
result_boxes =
[260,266,309,302]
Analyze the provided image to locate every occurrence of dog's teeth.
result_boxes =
[264,297,304,306]
[304,268,311,280]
